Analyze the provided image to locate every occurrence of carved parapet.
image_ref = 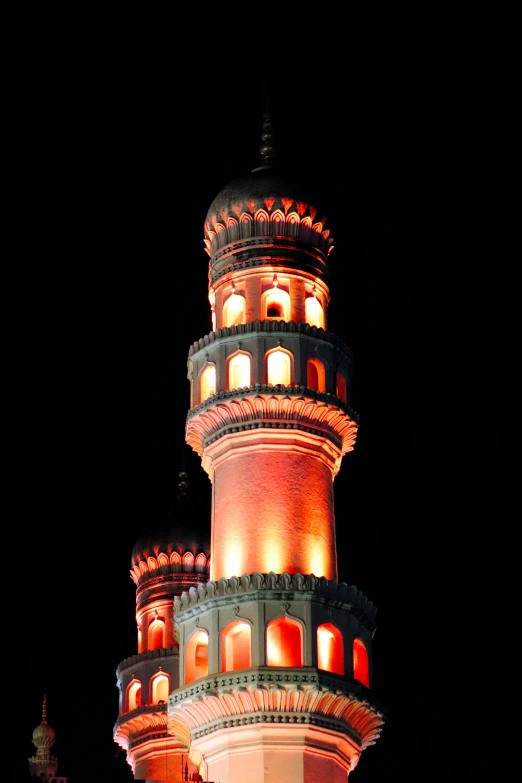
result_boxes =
[186,388,358,460]
[116,646,178,676]
[188,320,352,358]
[168,667,384,750]
[173,572,377,632]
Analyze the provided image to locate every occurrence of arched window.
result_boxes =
[317,623,344,675]
[126,679,142,711]
[263,287,290,321]
[266,616,303,667]
[200,364,216,403]
[185,629,209,684]
[148,620,164,650]
[221,620,252,672]
[227,352,251,389]
[183,552,194,571]
[223,292,246,327]
[353,638,370,687]
[305,294,325,329]
[150,672,170,705]
[195,553,207,573]
[307,357,326,392]
[266,348,292,386]
[336,371,347,402]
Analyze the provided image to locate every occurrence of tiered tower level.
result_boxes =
[168,120,385,782]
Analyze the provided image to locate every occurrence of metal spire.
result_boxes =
[259,110,275,166]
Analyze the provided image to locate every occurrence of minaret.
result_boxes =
[169,118,385,782]
[28,695,68,781]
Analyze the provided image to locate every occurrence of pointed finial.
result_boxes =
[42,694,47,723]
[259,109,275,166]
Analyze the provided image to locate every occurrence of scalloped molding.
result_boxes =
[117,645,178,675]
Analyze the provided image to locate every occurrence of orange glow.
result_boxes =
[317,623,344,675]
[263,287,290,321]
[336,371,347,402]
[221,620,252,672]
[150,672,169,704]
[266,348,292,386]
[200,365,216,402]
[127,680,141,711]
[266,617,303,667]
[307,357,326,392]
[305,294,325,329]
[228,352,251,389]
[148,621,164,650]
[353,638,370,687]
[185,630,209,685]
[223,292,246,327]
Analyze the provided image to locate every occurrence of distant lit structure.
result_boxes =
[28,695,68,782]
[114,116,385,782]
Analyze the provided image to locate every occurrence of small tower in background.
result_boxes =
[28,695,68,782]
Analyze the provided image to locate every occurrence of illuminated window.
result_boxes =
[185,629,209,684]
[353,638,370,687]
[336,371,347,402]
[183,552,194,571]
[266,616,303,667]
[150,672,170,705]
[317,623,344,675]
[221,620,252,672]
[305,294,325,328]
[148,620,165,650]
[266,349,292,386]
[223,292,246,327]
[127,680,142,711]
[307,357,326,392]
[228,352,251,389]
[137,626,142,654]
[263,287,290,321]
[200,365,216,403]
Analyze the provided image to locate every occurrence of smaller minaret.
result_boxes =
[28,695,68,781]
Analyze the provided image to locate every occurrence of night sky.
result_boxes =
[6,13,504,783]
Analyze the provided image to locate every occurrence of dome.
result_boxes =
[32,697,55,749]
[131,515,210,567]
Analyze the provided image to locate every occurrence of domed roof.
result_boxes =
[205,164,322,227]
[131,515,210,567]
[32,696,55,749]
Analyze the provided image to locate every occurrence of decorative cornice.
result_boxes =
[117,646,178,676]
[209,240,329,284]
[131,554,210,586]
[168,667,384,750]
[173,573,376,632]
[188,320,352,360]
[113,703,168,749]
[186,389,358,460]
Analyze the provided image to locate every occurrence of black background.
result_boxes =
[5,9,506,782]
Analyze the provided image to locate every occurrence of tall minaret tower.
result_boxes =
[168,118,385,782]
[28,695,68,782]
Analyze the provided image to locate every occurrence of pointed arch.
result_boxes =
[221,620,252,672]
[353,638,370,687]
[254,208,269,223]
[223,292,246,327]
[183,552,194,571]
[336,370,347,403]
[307,357,326,392]
[150,671,170,705]
[148,619,165,650]
[199,364,216,403]
[317,623,344,675]
[158,552,169,568]
[305,295,325,329]
[227,350,252,390]
[262,286,290,321]
[266,347,293,387]
[185,629,209,685]
[195,553,207,573]
[170,551,181,572]
[266,616,303,667]
[126,679,142,712]
[240,212,253,238]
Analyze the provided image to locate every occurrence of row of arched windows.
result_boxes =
[198,352,348,404]
[126,671,170,712]
[184,618,369,688]
[221,288,325,330]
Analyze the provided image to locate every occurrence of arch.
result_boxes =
[221,619,252,672]
[317,623,344,675]
[150,671,170,705]
[126,679,142,712]
[227,351,251,390]
[195,553,207,573]
[266,616,303,667]
[170,551,181,572]
[305,294,325,329]
[262,287,290,321]
[336,371,347,402]
[353,638,370,687]
[148,620,165,650]
[147,556,158,572]
[183,551,194,571]
[158,552,169,568]
[223,292,246,327]
[266,348,292,387]
[185,629,209,685]
[199,364,216,403]
[307,357,326,392]
[254,207,270,223]
[240,212,253,238]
